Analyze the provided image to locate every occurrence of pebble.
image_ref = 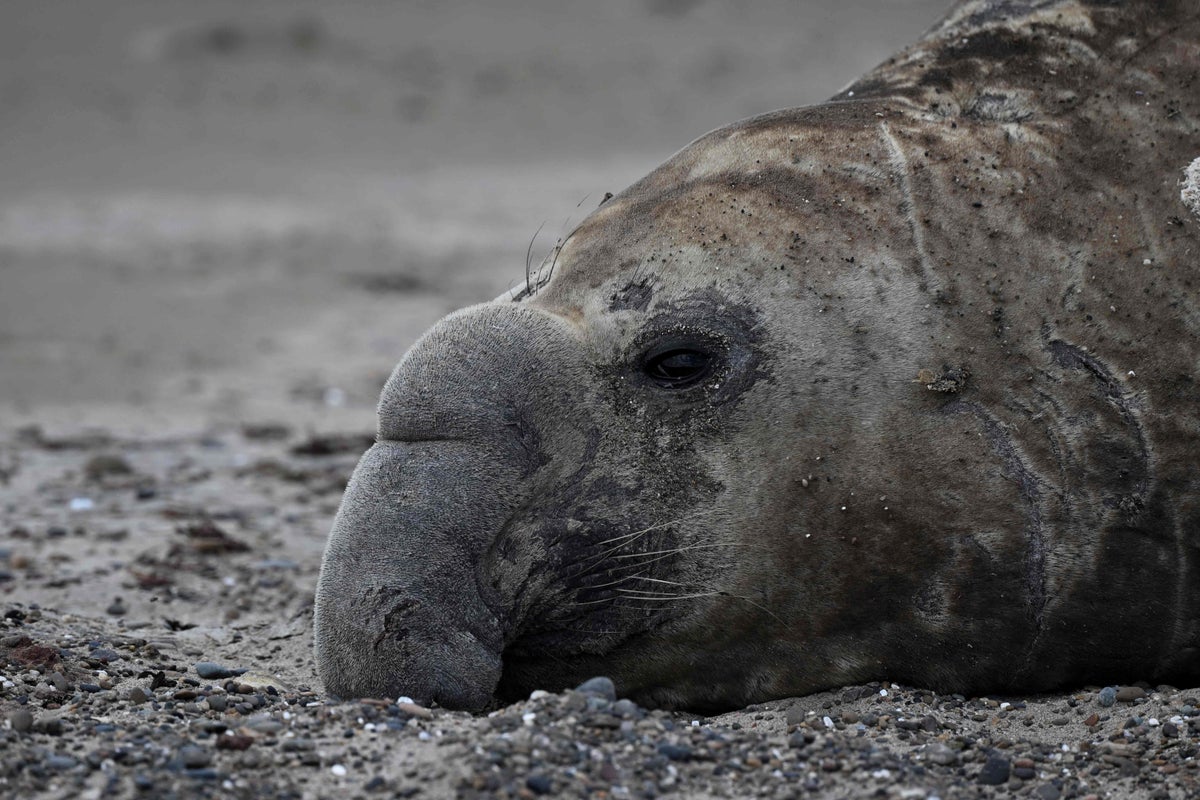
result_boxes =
[105,598,126,616]
[657,742,694,762]
[195,661,247,680]
[216,734,254,751]
[575,676,617,702]
[244,716,283,734]
[1035,783,1062,800]
[9,709,33,733]
[85,454,133,480]
[127,687,149,704]
[89,647,121,663]
[396,701,433,719]
[35,717,64,735]
[1097,687,1117,707]
[526,774,553,795]
[926,743,957,766]
[1116,686,1147,702]
[178,745,211,769]
[977,753,1011,785]
[281,738,315,752]
[330,764,348,777]
[45,754,78,771]
[612,698,641,718]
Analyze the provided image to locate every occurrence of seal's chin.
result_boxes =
[493,625,666,707]
[494,648,604,705]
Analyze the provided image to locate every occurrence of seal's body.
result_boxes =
[315,0,1200,711]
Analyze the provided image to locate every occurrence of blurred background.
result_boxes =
[0,0,950,436]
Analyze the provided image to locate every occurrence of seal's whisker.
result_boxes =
[524,220,547,297]
[612,541,760,561]
[591,509,717,549]
[542,222,583,290]
[569,595,627,608]
[614,588,724,601]
[621,578,791,629]
[560,512,722,587]
[580,570,650,591]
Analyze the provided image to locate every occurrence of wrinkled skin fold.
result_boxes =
[315,0,1200,711]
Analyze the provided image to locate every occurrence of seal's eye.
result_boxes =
[643,347,714,388]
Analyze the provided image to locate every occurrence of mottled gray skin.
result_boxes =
[315,0,1200,712]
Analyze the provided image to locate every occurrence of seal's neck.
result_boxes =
[835,0,1199,112]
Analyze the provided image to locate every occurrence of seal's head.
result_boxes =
[313,105,1018,711]
[315,0,1200,710]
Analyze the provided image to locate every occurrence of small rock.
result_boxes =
[106,598,127,616]
[243,716,283,734]
[1163,722,1180,738]
[85,454,133,481]
[35,717,64,735]
[89,648,122,664]
[1116,686,1146,703]
[1035,783,1062,800]
[396,701,433,720]
[127,687,149,704]
[178,745,211,769]
[45,754,78,771]
[1097,687,1117,707]
[575,676,617,702]
[242,423,292,441]
[216,734,254,751]
[206,695,227,712]
[330,764,348,777]
[612,698,641,718]
[526,774,553,795]
[229,673,287,694]
[9,709,33,733]
[977,753,1011,786]
[281,738,315,752]
[657,742,694,762]
[788,729,815,749]
[194,662,247,680]
[926,743,957,766]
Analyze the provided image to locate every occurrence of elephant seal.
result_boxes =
[315,0,1200,712]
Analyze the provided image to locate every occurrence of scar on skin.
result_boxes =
[1183,157,1200,219]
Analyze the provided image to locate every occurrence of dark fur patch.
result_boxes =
[941,399,1048,645]
[609,278,654,312]
[950,29,1037,61]
[1046,338,1152,512]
